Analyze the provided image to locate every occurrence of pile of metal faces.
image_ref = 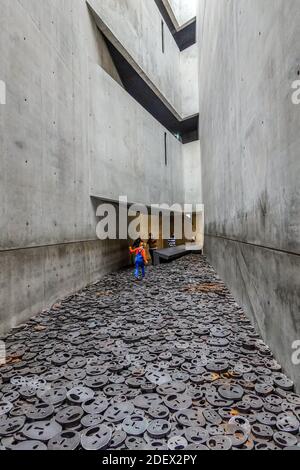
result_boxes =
[0,256,299,451]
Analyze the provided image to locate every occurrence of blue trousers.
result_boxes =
[135,259,145,279]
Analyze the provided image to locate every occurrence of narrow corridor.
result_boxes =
[0,256,299,450]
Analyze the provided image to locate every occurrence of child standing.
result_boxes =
[129,242,148,280]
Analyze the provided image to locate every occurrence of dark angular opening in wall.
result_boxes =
[154,0,196,51]
[102,33,199,144]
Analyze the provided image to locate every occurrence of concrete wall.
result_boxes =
[180,44,199,118]
[0,240,127,333]
[198,0,300,390]
[89,64,184,206]
[183,140,202,206]
[183,140,203,248]
[165,0,198,28]
[0,0,131,333]
[0,0,123,252]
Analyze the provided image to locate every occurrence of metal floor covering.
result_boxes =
[0,255,299,451]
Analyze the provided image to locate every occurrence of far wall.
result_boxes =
[0,0,202,333]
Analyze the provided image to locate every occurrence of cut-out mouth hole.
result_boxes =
[61,432,76,439]
[86,427,100,437]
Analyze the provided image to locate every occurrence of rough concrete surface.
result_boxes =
[0,0,201,332]
[0,256,299,451]
[198,0,300,390]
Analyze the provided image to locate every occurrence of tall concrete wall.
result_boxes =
[183,141,202,206]
[184,140,203,248]
[0,0,201,333]
[88,0,199,118]
[198,0,300,390]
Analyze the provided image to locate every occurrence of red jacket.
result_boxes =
[129,246,147,263]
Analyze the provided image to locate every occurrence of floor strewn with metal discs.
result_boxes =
[0,255,300,451]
